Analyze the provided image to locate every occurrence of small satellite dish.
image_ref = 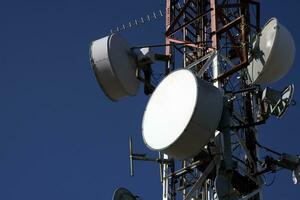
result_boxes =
[247,18,295,84]
[262,84,294,118]
[90,34,140,101]
[142,69,223,160]
[112,187,137,200]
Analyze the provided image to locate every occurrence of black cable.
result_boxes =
[265,172,277,187]
[256,142,281,156]
[232,155,251,169]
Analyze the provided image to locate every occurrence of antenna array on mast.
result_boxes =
[89,1,299,200]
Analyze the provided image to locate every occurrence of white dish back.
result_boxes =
[248,18,295,84]
[90,34,139,101]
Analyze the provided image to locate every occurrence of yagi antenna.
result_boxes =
[109,2,186,34]
[110,9,164,34]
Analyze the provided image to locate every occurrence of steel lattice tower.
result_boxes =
[163,1,261,200]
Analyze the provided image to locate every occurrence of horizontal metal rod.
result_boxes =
[216,15,243,35]
[131,41,208,49]
[215,60,248,81]
[166,8,212,36]
[231,86,258,95]
[231,120,265,129]
[239,189,261,200]
[168,160,201,178]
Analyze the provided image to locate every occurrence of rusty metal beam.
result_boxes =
[219,11,243,60]
[166,8,212,36]
[167,37,206,49]
[165,0,193,36]
[220,11,241,33]
[216,60,248,81]
[216,15,243,35]
[210,0,218,49]
[240,15,249,64]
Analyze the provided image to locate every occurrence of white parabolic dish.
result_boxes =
[142,69,223,160]
[248,18,295,84]
[90,34,139,101]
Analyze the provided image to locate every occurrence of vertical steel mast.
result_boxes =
[164,1,261,199]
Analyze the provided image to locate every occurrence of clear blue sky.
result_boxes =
[0,0,299,199]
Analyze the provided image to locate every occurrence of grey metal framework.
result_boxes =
[162,1,262,200]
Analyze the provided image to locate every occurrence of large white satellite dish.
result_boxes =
[248,18,295,84]
[90,34,140,101]
[142,69,223,160]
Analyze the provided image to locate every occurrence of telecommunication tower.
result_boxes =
[89,1,299,200]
